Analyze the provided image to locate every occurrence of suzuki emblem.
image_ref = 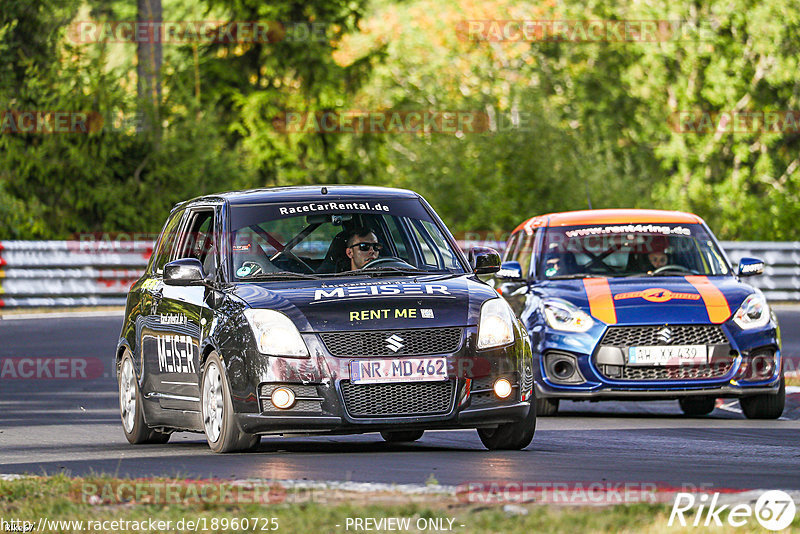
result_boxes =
[385,334,405,353]
[656,326,673,344]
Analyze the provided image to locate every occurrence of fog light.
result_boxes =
[751,353,776,378]
[271,387,296,409]
[493,378,513,399]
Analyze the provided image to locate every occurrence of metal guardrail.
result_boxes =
[0,241,151,308]
[0,240,797,308]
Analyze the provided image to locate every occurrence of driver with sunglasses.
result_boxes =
[345,227,383,270]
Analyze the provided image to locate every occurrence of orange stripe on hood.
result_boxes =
[583,278,617,324]
[685,275,731,323]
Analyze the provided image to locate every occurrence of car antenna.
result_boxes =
[321,186,328,195]
[585,182,593,209]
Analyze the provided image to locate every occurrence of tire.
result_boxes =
[679,396,717,416]
[536,397,559,417]
[740,375,785,420]
[201,352,259,453]
[380,430,424,443]
[477,401,536,450]
[118,350,171,445]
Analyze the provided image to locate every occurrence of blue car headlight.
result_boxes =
[542,298,594,333]
[732,293,770,330]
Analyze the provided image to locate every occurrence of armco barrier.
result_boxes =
[0,240,797,308]
[0,241,152,308]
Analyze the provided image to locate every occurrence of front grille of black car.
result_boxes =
[603,362,733,381]
[600,325,728,347]
[340,380,455,417]
[320,328,463,357]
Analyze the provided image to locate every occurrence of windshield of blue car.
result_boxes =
[538,223,731,278]
[228,199,466,279]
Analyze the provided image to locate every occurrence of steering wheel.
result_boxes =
[362,257,417,270]
[652,264,692,274]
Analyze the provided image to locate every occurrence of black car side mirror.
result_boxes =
[469,246,501,274]
[164,258,207,286]
[737,257,765,277]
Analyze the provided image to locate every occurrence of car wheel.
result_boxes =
[678,396,717,416]
[477,401,536,450]
[380,430,424,443]
[536,397,559,417]
[201,352,259,453]
[740,375,785,420]
[118,350,171,444]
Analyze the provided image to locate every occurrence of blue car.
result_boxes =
[494,209,784,418]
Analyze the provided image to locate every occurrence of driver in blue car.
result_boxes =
[345,227,383,270]
[645,236,670,273]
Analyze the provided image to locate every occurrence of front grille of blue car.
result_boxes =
[603,362,734,381]
[600,325,728,347]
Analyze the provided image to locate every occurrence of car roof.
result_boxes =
[513,209,706,234]
[179,185,421,207]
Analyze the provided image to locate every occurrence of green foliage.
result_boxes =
[2,0,800,239]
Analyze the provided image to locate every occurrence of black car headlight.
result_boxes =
[477,298,516,349]
[243,309,310,357]
[733,293,770,330]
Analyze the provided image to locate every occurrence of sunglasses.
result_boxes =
[350,242,383,252]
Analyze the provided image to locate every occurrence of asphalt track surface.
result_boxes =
[1,309,799,490]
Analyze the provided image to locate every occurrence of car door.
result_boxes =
[138,208,185,401]
[153,206,219,411]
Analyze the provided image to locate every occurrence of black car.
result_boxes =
[116,186,535,452]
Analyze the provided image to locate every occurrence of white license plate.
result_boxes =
[349,357,447,384]
[627,345,707,366]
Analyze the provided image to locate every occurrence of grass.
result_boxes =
[1,475,798,533]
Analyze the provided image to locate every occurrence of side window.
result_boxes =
[383,216,411,263]
[151,209,185,275]
[420,220,459,269]
[514,230,536,277]
[410,223,438,266]
[502,232,521,263]
[177,210,216,276]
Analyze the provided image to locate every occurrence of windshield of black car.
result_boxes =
[228,199,466,280]
[538,223,730,278]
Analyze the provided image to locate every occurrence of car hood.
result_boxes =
[232,274,498,332]
[537,276,755,325]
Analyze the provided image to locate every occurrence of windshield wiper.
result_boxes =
[547,273,604,280]
[244,271,321,280]
[361,267,429,276]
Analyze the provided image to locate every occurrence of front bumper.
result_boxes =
[236,400,531,435]
[531,321,782,401]
[222,323,536,435]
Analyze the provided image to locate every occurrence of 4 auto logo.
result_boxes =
[614,288,700,303]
